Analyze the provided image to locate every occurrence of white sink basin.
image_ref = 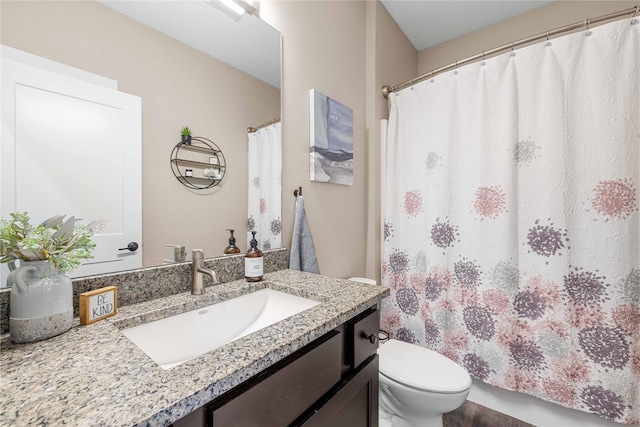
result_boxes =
[121,289,320,369]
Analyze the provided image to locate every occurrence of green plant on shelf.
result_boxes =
[181,126,192,144]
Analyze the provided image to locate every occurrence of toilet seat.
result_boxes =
[378,339,471,394]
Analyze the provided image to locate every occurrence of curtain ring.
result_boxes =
[481,51,486,66]
[454,61,458,74]
[510,42,516,56]
[585,18,592,36]
[632,6,639,25]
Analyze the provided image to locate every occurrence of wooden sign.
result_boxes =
[80,286,117,325]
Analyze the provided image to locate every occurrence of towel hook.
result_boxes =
[293,186,302,197]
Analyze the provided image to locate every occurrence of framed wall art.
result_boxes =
[309,89,353,185]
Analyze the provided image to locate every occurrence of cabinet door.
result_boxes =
[298,355,379,427]
[210,331,342,427]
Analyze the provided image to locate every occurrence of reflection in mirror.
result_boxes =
[100,1,281,89]
[247,120,282,250]
[0,0,281,285]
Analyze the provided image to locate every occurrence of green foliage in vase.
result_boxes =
[0,212,100,273]
[181,126,191,136]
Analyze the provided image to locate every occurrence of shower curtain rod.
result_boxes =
[247,117,281,133]
[382,6,639,98]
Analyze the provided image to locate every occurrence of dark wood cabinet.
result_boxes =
[294,355,378,427]
[171,307,380,427]
[211,331,342,427]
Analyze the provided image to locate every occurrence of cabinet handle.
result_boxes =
[362,332,377,344]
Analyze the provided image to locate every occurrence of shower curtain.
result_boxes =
[247,122,282,249]
[381,17,639,424]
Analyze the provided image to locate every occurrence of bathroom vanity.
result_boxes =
[0,269,388,426]
[173,307,380,427]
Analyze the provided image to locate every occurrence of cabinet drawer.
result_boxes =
[351,309,379,369]
[210,330,342,427]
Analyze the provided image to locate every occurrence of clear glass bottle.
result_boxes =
[245,231,263,282]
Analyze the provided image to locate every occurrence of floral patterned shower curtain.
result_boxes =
[248,122,282,249]
[381,17,639,423]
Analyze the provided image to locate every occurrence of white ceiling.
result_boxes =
[100,1,281,88]
[380,0,554,51]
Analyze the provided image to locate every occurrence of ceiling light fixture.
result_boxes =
[205,0,259,21]
[235,0,259,16]
[206,0,245,21]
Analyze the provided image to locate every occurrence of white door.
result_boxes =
[1,58,142,283]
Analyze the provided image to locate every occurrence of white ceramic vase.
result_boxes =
[7,260,73,343]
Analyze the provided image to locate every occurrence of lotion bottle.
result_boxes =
[223,229,241,255]
[245,231,263,282]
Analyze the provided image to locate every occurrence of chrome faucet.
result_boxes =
[191,249,219,295]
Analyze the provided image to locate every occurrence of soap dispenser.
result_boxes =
[245,231,263,282]
[223,229,241,255]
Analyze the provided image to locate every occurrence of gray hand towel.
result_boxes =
[289,196,320,274]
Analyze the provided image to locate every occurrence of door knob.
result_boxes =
[119,242,139,252]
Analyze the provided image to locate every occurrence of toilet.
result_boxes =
[348,277,472,427]
[378,339,471,427]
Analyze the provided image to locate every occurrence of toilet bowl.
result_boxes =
[378,339,471,427]
[346,278,471,427]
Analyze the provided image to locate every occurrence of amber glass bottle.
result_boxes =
[245,231,263,282]
[223,229,241,255]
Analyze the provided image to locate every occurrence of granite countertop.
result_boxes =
[0,269,389,427]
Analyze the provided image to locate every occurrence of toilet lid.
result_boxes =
[378,339,472,393]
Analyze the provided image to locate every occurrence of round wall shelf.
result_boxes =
[170,136,226,190]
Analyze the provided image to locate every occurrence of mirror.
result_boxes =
[0,0,281,282]
[100,1,281,90]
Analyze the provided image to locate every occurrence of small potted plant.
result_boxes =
[181,126,192,145]
[0,212,99,343]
